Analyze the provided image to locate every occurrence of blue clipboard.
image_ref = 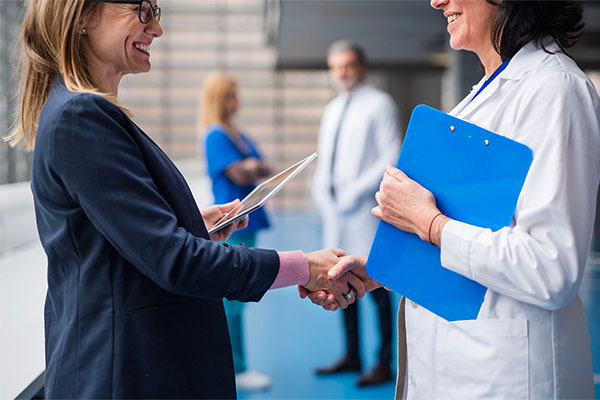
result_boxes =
[366,105,533,321]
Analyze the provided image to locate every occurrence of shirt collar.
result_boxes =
[53,75,65,87]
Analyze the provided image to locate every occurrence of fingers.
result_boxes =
[371,206,383,220]
[329,278,352,309]
[236,215,249,230]
[345,273,367,299]
[220,222,237,239]
[385,164,408,181]
[298,285,308,299]
[300,287,338,311]
[372,191,385,219]
[307,290,332,305]
[332,289,350,309]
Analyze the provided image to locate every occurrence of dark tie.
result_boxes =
[330,96,351,199]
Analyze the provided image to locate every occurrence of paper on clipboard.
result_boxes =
[366,105,533,321]
[208,152,317,234]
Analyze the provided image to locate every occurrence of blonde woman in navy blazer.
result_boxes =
[6,0,368,398]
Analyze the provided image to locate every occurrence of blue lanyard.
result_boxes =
[469,58,511,104]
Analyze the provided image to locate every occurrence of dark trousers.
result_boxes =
[343,287,392,365]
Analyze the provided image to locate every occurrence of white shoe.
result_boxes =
[235,370,271,391]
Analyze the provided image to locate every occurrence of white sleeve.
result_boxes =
[337,97,402,214]
[440,73,600,310]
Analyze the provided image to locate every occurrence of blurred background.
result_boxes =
[1,0,600,398]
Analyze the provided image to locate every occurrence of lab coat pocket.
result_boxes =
[434,318,529,399]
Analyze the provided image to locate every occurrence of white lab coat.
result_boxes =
[398,40,600,399]
[312,83,401,254]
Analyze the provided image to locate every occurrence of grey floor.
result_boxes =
[236,210,600,399]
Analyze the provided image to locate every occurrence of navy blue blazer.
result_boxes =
[32,78,280,399]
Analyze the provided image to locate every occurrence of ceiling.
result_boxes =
[267,0,600,70]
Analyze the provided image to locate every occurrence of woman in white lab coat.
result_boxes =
[304,0,600,398]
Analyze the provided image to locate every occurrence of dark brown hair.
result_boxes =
[485,0,584,60]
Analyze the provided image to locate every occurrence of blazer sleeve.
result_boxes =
[50,93,279,302]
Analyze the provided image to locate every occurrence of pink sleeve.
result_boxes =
[269,251,309,290]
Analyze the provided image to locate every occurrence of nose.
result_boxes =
[146,15,163,38]
[430,0,448,10]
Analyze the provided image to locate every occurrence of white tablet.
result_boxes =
[207,152,318,235]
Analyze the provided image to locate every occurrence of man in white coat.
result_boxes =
[311,40,402,386]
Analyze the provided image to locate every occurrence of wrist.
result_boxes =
[271,251,309,290]
[431,215,449,247]
[304,251,317,288]
[422,210,442,242]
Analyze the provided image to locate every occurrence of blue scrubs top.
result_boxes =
[204,123,270,237]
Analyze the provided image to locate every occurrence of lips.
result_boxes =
[133,42,150,54]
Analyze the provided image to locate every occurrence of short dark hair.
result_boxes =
[486,0,584,60]
[327,40,368,66]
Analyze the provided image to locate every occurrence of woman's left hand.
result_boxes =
[372,164,440,241]
[201,199,249,242]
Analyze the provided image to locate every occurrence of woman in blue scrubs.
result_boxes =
[200,71,273,391]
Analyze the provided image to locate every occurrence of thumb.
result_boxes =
[298,285,308,299]
[332,248,346,257]
[328,256,359,279]
[220,199,240,212]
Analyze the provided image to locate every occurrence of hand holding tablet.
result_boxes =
[207,153,317,234]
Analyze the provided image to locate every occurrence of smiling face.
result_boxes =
[84,1,163,94]
[430,0,498,55]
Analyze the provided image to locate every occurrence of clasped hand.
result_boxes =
[300,253,382,311]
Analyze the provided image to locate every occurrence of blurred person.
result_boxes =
[200,71,272,391]
[309,40,402,386]
[5,0,370,398]
[304,1,600,398]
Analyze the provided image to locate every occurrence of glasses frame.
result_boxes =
[100,0,161,24]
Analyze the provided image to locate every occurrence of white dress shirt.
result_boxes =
[312,83,401,254]
[402,40,600,399]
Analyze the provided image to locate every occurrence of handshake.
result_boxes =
[299,249,383,311]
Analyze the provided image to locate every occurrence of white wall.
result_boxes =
[0,182,46,399]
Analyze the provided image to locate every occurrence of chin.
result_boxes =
[135,63,152,74]
[449,38,463,51]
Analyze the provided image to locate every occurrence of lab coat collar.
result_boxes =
[454,38,559,117]
[500,38,560,81]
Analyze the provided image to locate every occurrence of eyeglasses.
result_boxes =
[98,0,161,24]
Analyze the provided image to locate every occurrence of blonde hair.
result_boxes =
[199,71,237,135]
[5,0,127,151]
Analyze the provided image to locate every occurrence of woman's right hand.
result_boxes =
[372,164,444,243]
[300,255,383,311]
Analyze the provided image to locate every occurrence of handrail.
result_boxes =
[15,372,44,400]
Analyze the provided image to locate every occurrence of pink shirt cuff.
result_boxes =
[270,251,309,290]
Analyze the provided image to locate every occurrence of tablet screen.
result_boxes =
[207,152,317,234]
